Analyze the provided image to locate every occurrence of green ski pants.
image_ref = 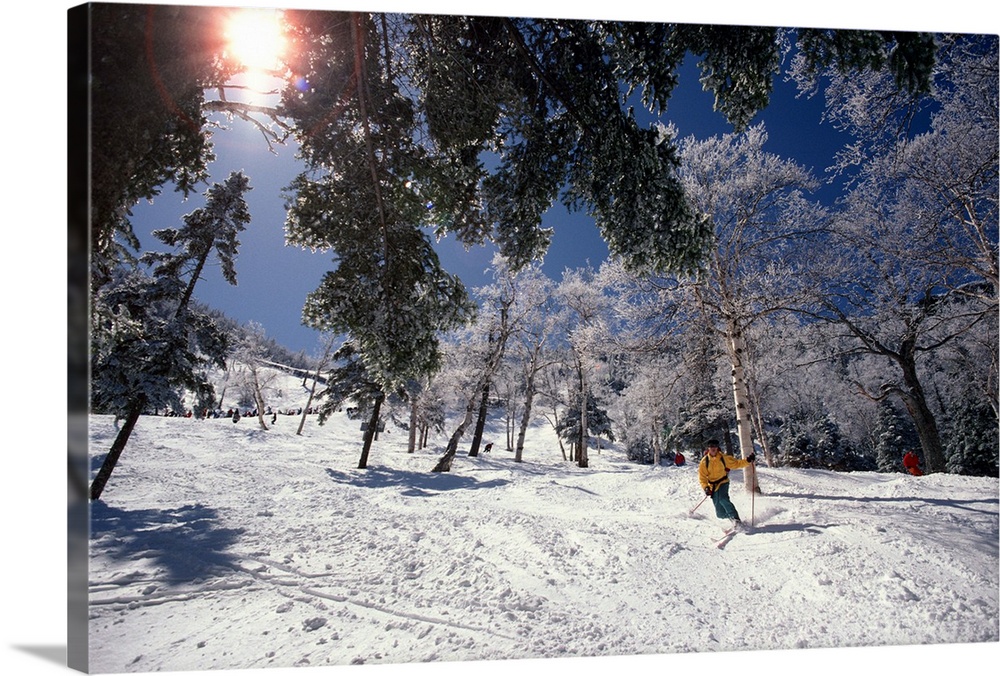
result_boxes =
[711,481,741,521]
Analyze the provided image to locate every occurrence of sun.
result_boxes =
[223,8,286,72]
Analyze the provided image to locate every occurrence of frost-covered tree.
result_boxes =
[500,261,563,462]
[946,397,999,477]
[90,172,252,500]
[747,317,883,466]
[278,12,936,405]
[871,400,914,473]
[404,374,448,453]
[555,266,613,467]
[233,321,278,431]
[599,260,730,459]
[612,355,682,465]
[396,15,933,275]
[431,286,514,472]
[806,152,992,475]
[556,390,614,456]
[672,123,828,487]
[298,333,338,436]
[798,35,997,474]
[774,406,860,470]
[797,35,997,303]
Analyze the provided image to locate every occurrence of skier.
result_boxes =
[698,439,755,531]
[902,450,923,476]
[674,451,686,466]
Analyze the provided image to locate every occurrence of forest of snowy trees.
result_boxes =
[354,235,997,479]
[74,5,998,503]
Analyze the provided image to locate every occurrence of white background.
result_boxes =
[3,1,997,675]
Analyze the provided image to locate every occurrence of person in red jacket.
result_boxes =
[674,451,685,466]
[902,450,923,476]
[698,439,755,530]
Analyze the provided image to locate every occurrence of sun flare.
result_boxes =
[224,8,286,72]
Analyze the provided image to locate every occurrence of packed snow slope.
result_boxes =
[86,372,999,674]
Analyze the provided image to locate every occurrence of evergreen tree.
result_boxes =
[813,413,850,471]
[314,341,397,470]
[84,3,231,283]
[625,438,655,465]
[775,409,816,469]
[282,12,476,397]
[556,391,614,453]
[89,173,252,501]
[398,16,934,275]
[946,398,1000,477]
[774,406,855,471]
[872,400,912,472]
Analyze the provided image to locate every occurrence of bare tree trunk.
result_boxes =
[408,395,419,454]
[90,396,145,501]
[468,382,490,457]
[250,367,269,431]
[749,393,773,469]
[540,405,568,461]
[433,307,510,472]
[652,418,662,466]
[236,358,272,431]
[432,399,478,472]
[514,380,538,463]
[358,393,384,469]
[897,354,947,473]
[505,403,515,452]
[296,378,320,435]
[298,337,335,435]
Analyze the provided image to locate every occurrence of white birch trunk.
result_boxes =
[727,320,756,492]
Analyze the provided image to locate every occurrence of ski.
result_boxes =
[714,528,737,548]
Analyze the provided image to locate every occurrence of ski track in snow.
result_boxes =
[85,375,999,673]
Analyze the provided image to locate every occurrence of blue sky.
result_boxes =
[126,3,976,355]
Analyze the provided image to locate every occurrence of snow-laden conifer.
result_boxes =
[89,172,252,500]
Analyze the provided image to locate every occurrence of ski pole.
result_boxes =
[688,493,709,516]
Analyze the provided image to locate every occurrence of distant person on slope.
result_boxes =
[698,439,755,531]
[674,451,685,466]
[902,450,923,476]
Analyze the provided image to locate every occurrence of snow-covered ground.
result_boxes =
[76,368,999,675]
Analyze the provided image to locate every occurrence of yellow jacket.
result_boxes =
[699,452,751,491]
